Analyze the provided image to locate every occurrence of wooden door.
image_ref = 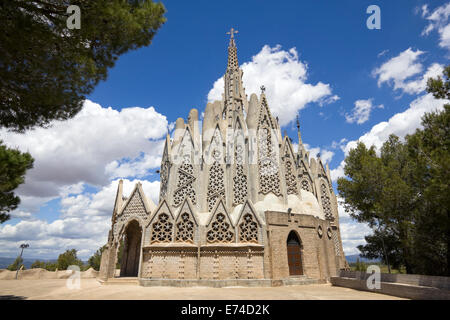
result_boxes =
[287,232,303,276]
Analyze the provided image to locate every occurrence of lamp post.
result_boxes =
[15,243,29,280]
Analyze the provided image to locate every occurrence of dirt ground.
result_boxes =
[0,279,406,300]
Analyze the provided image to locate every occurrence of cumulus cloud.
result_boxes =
[330,161,346,183]
[208,45,337,126]
[345,98,384,124]
[343,93,448,154]
[303,144,334,164]
[1,99,168,208]
[0,179,160,259]
[331,93,449,182]
[373,48,444,95]
[0,100,168,259]
[422,2,450,50]
[337,197,372,256]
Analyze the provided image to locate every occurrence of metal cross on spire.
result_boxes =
[227,27,239,39]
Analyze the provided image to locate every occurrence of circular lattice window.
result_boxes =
[206,213,234,243]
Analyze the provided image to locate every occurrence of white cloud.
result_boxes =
[0,179,160,259]
[373,48,444,95]
[208,45,337,127]
[330,160,345,182]
[345,98,384,124]
[303,144,334,164]
[0,100,168,259]
[331,92,449,184]
[377,49,389,58]
[373,48,421,92]
[400,63,444,94]
[343,93,448,155]
[9,211,33,220]
[1,99,168,209]
[337,197,373,256]
[422,2,450,50]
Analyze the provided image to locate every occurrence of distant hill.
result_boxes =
[345,254,380,263]
[0,257,56,269]
[1,255,376,269]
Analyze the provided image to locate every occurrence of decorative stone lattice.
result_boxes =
[233,126,247,206]
[320,183,333,220]
[257,105,281,196]
[175,212,194,243]
[207,161,226,211]
[300,179,311,192]
[239,213,258,243]
[332,230,341,256]
[233,164,247,206]
[173,160,196,207]
[207,213,234,243]
[284,157,298,195]
[151,213,173,243]
[113,190,147,239]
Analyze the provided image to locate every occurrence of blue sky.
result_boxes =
[89,0,448,173]
[1,0,449,260]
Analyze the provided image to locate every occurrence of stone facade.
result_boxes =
[99,29,349,284]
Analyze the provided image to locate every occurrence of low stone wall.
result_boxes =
[331,270,450,300]
[0,268,99,280]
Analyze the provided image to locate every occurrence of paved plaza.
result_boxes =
[0,279,406,300]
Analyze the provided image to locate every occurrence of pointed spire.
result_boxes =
[226,27,239,71]
[296,114,302,145]
[223,27,246,127]
[112,179,124,224]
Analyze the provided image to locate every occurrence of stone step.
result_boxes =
[276,277,324,286]
[99,277,139,285]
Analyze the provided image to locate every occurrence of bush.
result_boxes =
[31,260,46,269]
[6,256,24,271]
[56,249,83,270]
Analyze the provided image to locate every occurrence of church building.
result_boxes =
[99,29,349,286]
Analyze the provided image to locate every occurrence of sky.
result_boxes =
[1,0,449,260]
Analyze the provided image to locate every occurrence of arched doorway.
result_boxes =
[287,231,303,276]
[120,220,142,277]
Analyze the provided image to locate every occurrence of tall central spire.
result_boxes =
[223,27,247,126]
[226,28,239,70]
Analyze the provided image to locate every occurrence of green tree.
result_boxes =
[31,260,46,269]
[357,229,404,270]
[426,65,450,100]
[7,256,24,271]
[88,245,105,271]
[338,136,417,273]
[406,106,449,276]
[0,142,34,223]
[45,262,58,271]
[338,66,450,276]
[1,0,166,132]
[56,249,83,270]
[354,258,367,272]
